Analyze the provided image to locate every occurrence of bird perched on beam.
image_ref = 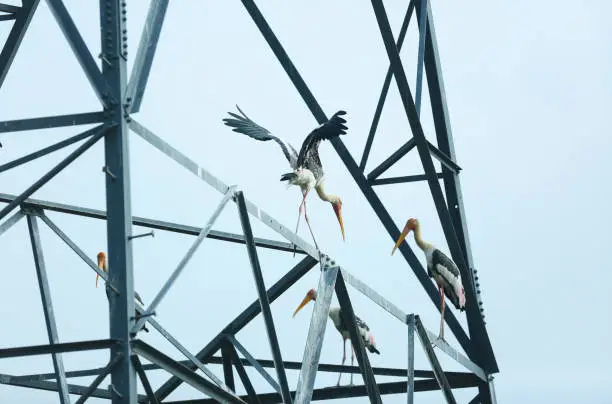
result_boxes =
[391,218,465,340]
[96,251,149,333]
[222,105,347,250]
[293,288,380,386]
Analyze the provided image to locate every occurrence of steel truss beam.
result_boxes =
[125,0,169,113]
[164,374,480,404]
[0,0,40,88]
[0,193,303,254]
[0,111,106,134]
[16,356,474,382]
[131,340,246,404]
[238,0,475,361]
[0,0,498,402]
[27,215,71,404]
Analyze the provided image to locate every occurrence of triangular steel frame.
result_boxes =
[0,0,498,403]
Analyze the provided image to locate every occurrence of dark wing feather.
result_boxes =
[432,249,460,278]
[338,309,370,332]
[432,249,464,309]
[222,105,298,168]
[296,110,348,171]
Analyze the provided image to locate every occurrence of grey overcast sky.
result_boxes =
[0,0,610,403]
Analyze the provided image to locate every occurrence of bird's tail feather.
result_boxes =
[368,345,380,354]
[280,172,298,182]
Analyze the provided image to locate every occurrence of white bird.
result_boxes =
[222,106,347,250]
[293,288,380,386]
[391,218,466,340]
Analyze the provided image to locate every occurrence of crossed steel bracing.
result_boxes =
[0,0,499,403]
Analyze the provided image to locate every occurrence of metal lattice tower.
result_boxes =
[0,0,499,403]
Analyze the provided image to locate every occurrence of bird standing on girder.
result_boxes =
[222,106,347,250]
[292,288,380,386]
[391,218,465,340]
[96,251,149,333]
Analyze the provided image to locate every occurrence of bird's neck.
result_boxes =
[315,182,336,203]
[413,224,432,251]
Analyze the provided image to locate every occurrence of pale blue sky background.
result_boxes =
[0,0,611,403]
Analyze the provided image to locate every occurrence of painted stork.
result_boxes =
[96,251,149,333]
[292,288,380,386]
[222,106,347,249]
[391,218,466,340]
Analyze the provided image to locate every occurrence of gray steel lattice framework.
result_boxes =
[0,0,499,403]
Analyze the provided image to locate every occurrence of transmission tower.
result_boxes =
[0,0,499,403]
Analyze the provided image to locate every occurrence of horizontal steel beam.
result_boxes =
[0,372,146,401]
[0,13,16,21]
[0,111,106,134]
[165,374,480,403]
[16,355,474,381]
[369,173,444,186]
[0,193,304,254]
[0,339,118,359]
[0,3,20,13]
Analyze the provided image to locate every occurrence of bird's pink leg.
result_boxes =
[292,189,309,256]
[350,344,355,385]
[439,286,446,340]
[302,197,319,249]
[336,337,347,386]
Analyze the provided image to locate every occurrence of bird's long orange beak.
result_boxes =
[333,202,345,241]
[96,252,105,288]
[391,221,414,255]
[292,294,314,318]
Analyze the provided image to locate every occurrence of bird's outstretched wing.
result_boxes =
[223,105,299,169]
[296,110,347,170]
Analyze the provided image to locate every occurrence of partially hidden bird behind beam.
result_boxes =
[96,251,149,333]
[391,218,466,340]
[293,288,379,386]
[222,105,347,250]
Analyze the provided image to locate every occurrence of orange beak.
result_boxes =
[332,202,345,241]
[391,221,413,255]
[96,253,106,287]
[292,294,314,318]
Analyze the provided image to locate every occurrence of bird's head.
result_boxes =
[292,288,317,318]
[96,251,107,287]
[330,197,345,241]
[391,218,418,255]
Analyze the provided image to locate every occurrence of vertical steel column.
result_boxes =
[26,214,71,404]
[98,1,136,403]
[406,314,415,404]
[294,257,339,404]
[235,191,292,404]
